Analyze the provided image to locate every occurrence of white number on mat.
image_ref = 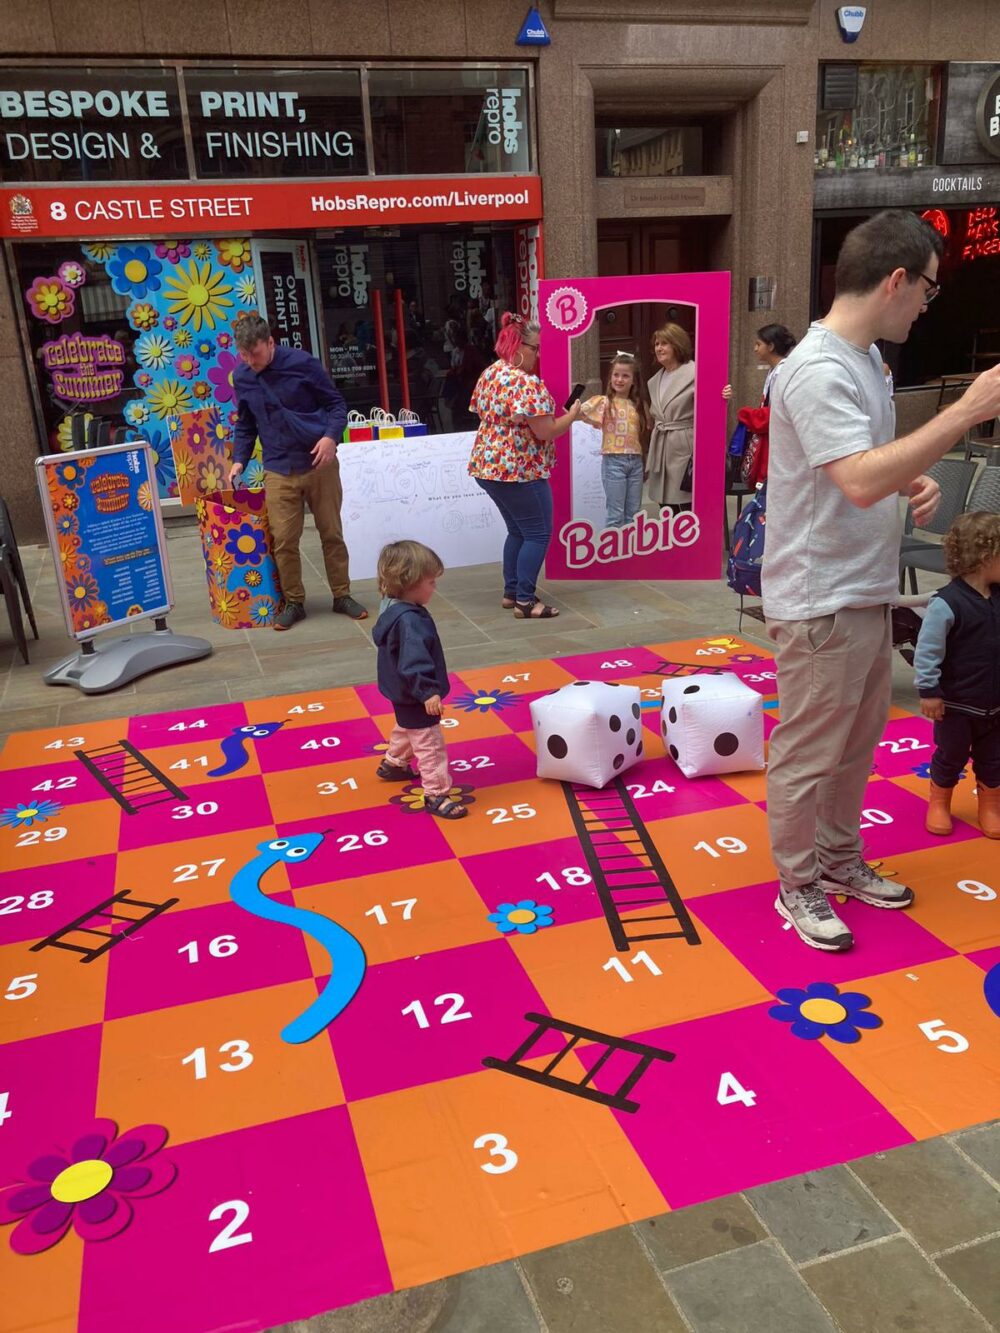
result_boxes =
[336,830,388,852]
[365,899,417,926]
[182,1039,254,1080]
[173,858,226,883]
[602,950,662,983]
[473,1132,519,1174]
[859,809,892,830]
[956,879,996,902]
[451,755,495,772]
[31,776,77,792]
[16,828,67,847]
[178,935,239,964]
[5,974,38,1001]
[535,867,591,893]
[301,737,340,751]
[43,737,84,750]
[487,804,536,825]
[717,1072,757,1108]
[168,720,207,732]
[208,1200,253,1252]
[401,993,472,1029]
[918,1019,969,1054]
[0,891,54,916]
[171,802,218,820]
[317,778,358,795]
[694,837,747,858]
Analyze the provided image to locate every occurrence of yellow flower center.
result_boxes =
[50,1158,113,1203]
[799,998,848,1026]
[73,585,87,600]
[124,259,148,284]
[16,807,38,819]
[508,908,536,925]
[476,695,496,705]
[186,283,211,308]
[237,535,257,553]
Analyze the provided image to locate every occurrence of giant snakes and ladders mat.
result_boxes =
[1,634,998,1333]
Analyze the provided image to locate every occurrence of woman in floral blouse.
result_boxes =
[469,313,582,619]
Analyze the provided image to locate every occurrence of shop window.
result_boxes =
[0,66,187,183]
[368,68,531,176]
[815,64,941,172]
[316,226,515,430]
[594,120,718,177]
[184,67,366,179]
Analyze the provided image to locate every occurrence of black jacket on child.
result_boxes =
[922,578,1000,715]
[373,600,450,729]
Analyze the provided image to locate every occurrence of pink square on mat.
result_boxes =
[553,646,666,682]
[128,702,249,747]
[690,879,955,994]
[354,672,469,719]
[0,760,109,810]
[724,663,780,696]
[461,835,607,927]
[104,894,314,1020]
[326,938,560,1100]
[968,944,1000,974]
[0,854,117,948]
[116,775,274,852]
[78,1107,391,1333]
[577,1005,912,1208]
[257,716,390,773]
[447,733,539,789]
[855,779,980,858]
[0,1026,102,1176]
[276,805,453,889]
[871,716,937,778]
[619,757,750,821]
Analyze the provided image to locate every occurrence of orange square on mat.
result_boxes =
[643,803,777,898]
[0,721,126,771]
[97,982,344,1145]
[0,937,108,1042]
[509,917,770,1039]
[246,685,369,729]
[293,860,496,970]
[115,825,283,912]
[1,799,120,872]
[886,842,1000,954]
[263,756,391,824]
[0,1227,82,1333]
[437,781,575,858]
[457,659,576,697]
[824,956,1000,1139]
[349,1059,667,1290]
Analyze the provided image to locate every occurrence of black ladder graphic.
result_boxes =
[654,659,728,680]
[75,740,187,815]
[483,1012,675,1114]
[563,778,701,953]
[30,889,179,962]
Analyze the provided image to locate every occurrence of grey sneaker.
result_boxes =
[273,601,307,631]
[332,595,368,620]
[775,882,854,952]
[818,858,914,909]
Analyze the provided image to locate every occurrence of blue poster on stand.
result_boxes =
[36,442,173,641]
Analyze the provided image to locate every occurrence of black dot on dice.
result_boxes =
[669,744,679,760]
[636,740,644,756]
[714,732,739,757]
[661,717,667,734]
[683,684,700,694]
[631,703,640,719]
[606,681,620,687]
[613,753,624,769]
[609,715,622,732]
[626,728,636,745]
[547,734,568,759]
[573,681,590,686]
[668,706,677,724]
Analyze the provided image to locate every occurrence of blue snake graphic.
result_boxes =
[229,834,366,1044]
[208,722,285,778]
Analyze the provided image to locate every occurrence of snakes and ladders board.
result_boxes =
[1,634,998,1333]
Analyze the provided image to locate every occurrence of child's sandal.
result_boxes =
[424,794,469,820]
[513,599,560,620]
[501,595,516,610]
[376,759,418,781]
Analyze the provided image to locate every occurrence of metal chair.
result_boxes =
[0,495,39,665]
[899,463,1000,592]
[897,457,978,594]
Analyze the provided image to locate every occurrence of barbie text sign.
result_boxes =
[540,272,730,580]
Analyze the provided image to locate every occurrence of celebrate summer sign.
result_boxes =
[36,441,172,640]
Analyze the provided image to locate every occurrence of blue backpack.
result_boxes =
[727,484,767,598]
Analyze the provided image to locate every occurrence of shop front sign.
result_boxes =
[977,68,1000,160]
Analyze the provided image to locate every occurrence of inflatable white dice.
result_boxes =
[530,680,645,788]
[660,672,764,778]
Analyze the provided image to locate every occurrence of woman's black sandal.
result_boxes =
[501,595,516,609]
[425,794,469,820]
[513,599,559,619]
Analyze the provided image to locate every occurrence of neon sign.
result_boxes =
[962,205,1000,261]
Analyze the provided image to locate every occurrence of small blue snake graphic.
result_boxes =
[229,834,366,1044]
[208,722,285,778]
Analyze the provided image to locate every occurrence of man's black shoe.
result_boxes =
[332,595,368,620]
[273,601,307,631]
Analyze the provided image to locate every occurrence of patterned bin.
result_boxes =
[195,488,284,629]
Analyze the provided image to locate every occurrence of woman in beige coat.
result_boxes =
[646,322,695,510]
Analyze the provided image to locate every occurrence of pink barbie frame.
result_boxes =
[540,272,731,580]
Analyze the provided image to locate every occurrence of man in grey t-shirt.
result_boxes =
[763,210,1000,953]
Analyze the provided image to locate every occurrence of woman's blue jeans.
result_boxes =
[475,477,553,604]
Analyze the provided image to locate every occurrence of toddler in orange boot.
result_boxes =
[914,512,1000,838]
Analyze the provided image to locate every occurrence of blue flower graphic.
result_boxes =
[452,688,518,714]
[242,458,265,491]
[54,460,86,490]
[911,762,965,781]
[135,427,177,498]
[769,982,882,1044]
[225,523,267,566]
[55,513,79,537]
[106,245,163,300]
[488,900,554,935]
[195,338,215,359]
[1,799,63,830]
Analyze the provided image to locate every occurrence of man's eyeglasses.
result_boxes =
[912,271,941,304]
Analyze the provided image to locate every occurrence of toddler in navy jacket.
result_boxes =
[914,511,1000,838]
[372,541,468,820]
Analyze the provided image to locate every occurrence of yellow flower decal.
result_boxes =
[163,260,235,332]
[147,380,194,420]
[216,239,252,273]
[172,445,196,490]
[212,587,241,627]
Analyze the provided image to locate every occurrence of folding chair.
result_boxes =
[899,463,1000,592]
[898,457,978,594]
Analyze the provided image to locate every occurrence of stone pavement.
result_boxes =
[2,519,997,1333]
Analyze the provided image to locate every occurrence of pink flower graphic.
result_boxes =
[0,1120,176,1255]
[155,241,191,264]
[26,275,75,325]
[174,352,200,380]
[207,350,240,404]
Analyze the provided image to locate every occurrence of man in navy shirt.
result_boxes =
[228,314,366,630]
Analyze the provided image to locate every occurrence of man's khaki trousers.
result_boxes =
[765,605,892,887]
[263,463,350,605]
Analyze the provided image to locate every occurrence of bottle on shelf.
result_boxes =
[916,140,926,167]
[877,141,886,169]
[908,131,917,167]
[848,138,859,169]
[818,143,829,168]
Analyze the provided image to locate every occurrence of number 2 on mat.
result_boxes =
[208,1200,252,1252]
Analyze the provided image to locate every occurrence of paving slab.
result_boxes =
[634,1196,766,1272]
[935,1235,1000,1328]
[745,1164,899,1262]
[666,1240,837,1333]
[952,1120,1000,1187]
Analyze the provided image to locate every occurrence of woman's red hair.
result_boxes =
[494,311,540,365]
